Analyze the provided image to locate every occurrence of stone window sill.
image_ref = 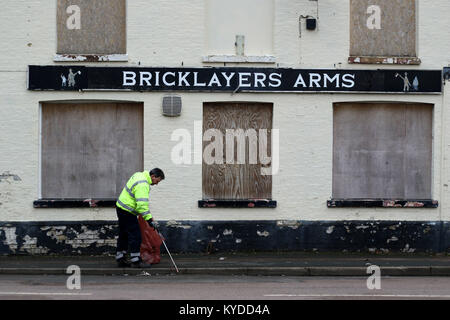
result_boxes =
[348,56,421,65]
[53,54,128,62]
[34,199,116,208]
[198,199,277,208]
[327,199,438,208]
[202,55,276,64]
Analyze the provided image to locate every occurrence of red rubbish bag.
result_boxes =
[137,215,163,265]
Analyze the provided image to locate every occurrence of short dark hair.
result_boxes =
[150,168,165,180]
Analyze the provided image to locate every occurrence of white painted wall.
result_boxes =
[206,0,274,56]
[0,0,449,222]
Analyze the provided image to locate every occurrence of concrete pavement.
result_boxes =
[0,252,449,276]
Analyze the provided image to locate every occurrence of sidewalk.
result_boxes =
[0,252,449,276]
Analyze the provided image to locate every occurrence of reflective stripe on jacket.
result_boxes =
[116,171,152,220]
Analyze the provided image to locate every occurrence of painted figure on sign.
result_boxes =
[395,72,411,92]
[61,74,67,87]
[412,76,419,91]
[68,69,81,87]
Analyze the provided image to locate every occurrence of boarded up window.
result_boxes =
[350,0,416,57]
[333,102,432,199]
[57,0,126,54]
[41,102,143,199]
[202,102,273,200]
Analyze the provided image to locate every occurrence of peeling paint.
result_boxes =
[65,226,101,249]
[423,226,432,234]
[383,200,402,207]
[166,220,192,229]
[20,235,49,254]
[202,54,276,63]
[276,220,301,229]
[387,236,399,243]
[53,53,128,62]
[257,230,270,237]
[1,227,18,251]
[402,244,416,253]
[222,229,233,236]
[404,201,425,208]
[43,226,67,244]
[348,55,421,65]
[83,199,99,207]
[100,226,114,234]
[0,220,447,255]
[43,225,116,249]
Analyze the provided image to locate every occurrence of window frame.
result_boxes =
[200,101,277,208]
[329,101,438,208]
[36,101,143,208]
[348,0,420,65]
[202,0,276,64]
[54,0,128,62]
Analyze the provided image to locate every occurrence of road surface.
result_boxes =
[0,274,449,300]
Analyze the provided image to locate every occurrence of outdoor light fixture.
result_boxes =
[306,18,317,30]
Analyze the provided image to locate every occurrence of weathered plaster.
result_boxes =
[0,220,448,255]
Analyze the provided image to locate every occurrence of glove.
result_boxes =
[147,218,159,230]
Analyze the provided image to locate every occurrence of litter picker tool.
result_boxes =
[156,228,179,273]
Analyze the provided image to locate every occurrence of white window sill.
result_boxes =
[348,56,421,65]
[54,54,128,62]
[202,55,276,64]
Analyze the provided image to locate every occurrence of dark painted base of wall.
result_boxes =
[0,220,449,255]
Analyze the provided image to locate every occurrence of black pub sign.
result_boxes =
[28,65,442,94]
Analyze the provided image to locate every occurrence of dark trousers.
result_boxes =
[116,207,141,257]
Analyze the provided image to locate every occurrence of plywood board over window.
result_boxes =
[56,0,127,61]
[332,102,432,200]
[349,0,420,64]
[41,102,143,199]
[202,102,273,200]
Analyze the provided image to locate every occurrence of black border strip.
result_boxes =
[327,199,438,208]
[198,200,277,208]
[33,199,116,208]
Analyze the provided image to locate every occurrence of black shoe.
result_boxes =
[131,259,152,269]
[116,257,131,268]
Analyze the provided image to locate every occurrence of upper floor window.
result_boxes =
[332,102,432,200]
[349,0,420,65]
[203,0,275,63]
[55,0,127,61]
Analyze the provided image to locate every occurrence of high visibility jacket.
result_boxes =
[116,171,153,220]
